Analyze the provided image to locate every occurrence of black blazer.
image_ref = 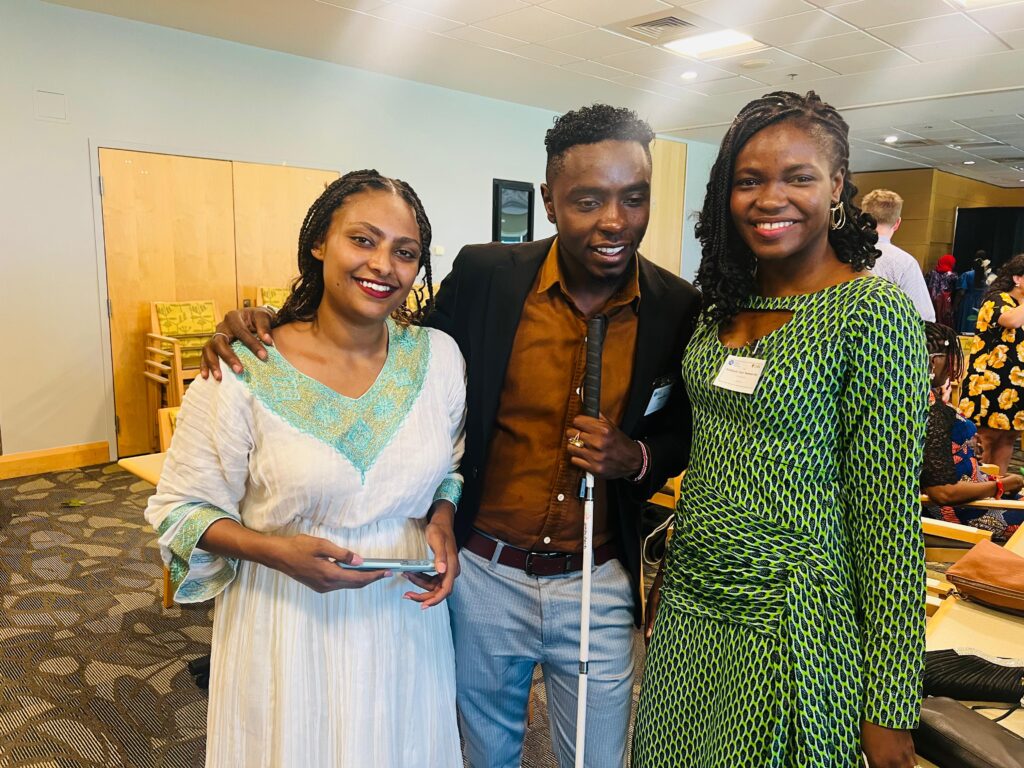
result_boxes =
[427,237,701,615]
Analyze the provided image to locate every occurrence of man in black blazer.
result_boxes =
[431,105,700,768]
[200,105,700,767]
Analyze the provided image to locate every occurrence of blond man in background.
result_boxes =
[862,188,935,321]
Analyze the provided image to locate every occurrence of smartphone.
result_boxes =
[334,557,436,573]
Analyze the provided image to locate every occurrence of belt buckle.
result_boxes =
[524,551,571,576]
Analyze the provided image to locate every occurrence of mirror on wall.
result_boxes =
[492,179,534,244]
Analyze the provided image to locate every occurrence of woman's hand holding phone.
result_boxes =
[263,533,390,593]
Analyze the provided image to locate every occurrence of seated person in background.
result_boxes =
[922,321,1024,541]
[146,169,465,768]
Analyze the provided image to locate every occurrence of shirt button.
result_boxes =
[543,537,552,544]
[557,493,565,502]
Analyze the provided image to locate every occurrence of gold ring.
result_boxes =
[568,433,584,449]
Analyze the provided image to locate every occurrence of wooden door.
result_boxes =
[642,138,688,276]
[99,149,237,456]
[232,162,339,308]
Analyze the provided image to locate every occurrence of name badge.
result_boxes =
[644,383,673,416]
[712,355,767,395]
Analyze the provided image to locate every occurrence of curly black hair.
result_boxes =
[924,320,963,388]
[544,104,655,179]
[272,169,434,328]
[984,252,1024,301]
[695,91,880,324]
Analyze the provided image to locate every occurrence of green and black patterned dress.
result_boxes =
[633,277,928,767]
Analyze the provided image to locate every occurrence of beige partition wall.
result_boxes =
[642,138,688,275]
[99,149,238,457]
[853,169,1024,269]
[232,163,340,308]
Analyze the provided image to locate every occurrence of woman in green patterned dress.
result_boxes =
[634,92,928,768]
[958,253,1024,474]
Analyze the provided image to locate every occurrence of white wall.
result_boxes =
[679,139,718,285]
[0,0,714,457]
[0,0,563,456]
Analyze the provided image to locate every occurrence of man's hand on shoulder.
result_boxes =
[200,307,275,380]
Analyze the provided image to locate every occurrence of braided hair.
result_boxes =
[924,320,963,388]
[984,253,1024,302]
[273,169,434,328]
[695,91,879,324]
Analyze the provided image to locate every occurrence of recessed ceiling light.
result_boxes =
[950,144,962,150]
[663,30,766,60]
[883,135,899,144]
[739,58,774,70]
[679,70,699,81]
[963,160,976,165]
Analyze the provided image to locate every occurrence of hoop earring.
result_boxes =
[829,201,847,231]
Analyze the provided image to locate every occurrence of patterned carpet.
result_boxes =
[0,463,647,768]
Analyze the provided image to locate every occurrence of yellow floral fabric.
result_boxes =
[960,293,1024,431]
[154,301,217,370]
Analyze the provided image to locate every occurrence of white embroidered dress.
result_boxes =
[145,321,465,768]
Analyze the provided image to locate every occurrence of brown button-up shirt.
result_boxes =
[474,239,639,552]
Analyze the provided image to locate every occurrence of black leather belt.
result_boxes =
[465,529,620,577]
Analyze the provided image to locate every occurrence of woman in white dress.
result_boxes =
[145,169,465,768]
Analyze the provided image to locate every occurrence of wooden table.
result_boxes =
[117,452,166,486]
[117,451,171,607]
[924,522,1024,742]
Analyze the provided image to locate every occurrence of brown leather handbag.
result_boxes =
[947,540,1024,617]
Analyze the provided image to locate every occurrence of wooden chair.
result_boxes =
[144,300,218,449]
[156,406,180,608]
[255,286,290,310]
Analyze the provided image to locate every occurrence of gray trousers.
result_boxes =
[449,545,636,768]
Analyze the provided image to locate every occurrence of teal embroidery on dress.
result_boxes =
[176,561,237,604]
[235,319,431,482]
[433,476,463,508]
[157,501,205,536]
[165,503,239,602]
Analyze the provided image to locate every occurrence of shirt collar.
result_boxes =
[537,237,641,311]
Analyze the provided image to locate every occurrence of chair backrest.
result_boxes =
[151,300,218,371]
[157,406,180,451]
[256,286,290,310]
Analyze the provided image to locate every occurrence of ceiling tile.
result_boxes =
[597,45,689,73]
[540,28,646,58]
[739,10,856,46]
[781,30,889,59]
[709,47,808,74]
[1000,27,1024,46]
[512,43,582,64]
[957,113,1024,130]
[969,3,1024,33]
[749,62,840,85]
[681,0,814,27]
[475,5,592,42]
[901,34,1010,60]
[394,0,527,24]
[803,0,865,6]
[538,0,674,27]
[868,13,995,47]
[681,75,767,95]
[314,0,391,10]
[444,24,526,49]
[820,47,918,72]
[560,59,630,79]
[612,74,690,99]
[643,59,736,84]
[827,0,959,28]
[371,4,463,32]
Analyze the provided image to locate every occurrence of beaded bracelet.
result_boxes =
[630,440,650,483]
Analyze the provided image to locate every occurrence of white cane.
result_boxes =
[575,314,607,768]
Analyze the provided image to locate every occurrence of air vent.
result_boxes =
[892,139,934,148]
[991,156,1024,164]
[628,16,696,40]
